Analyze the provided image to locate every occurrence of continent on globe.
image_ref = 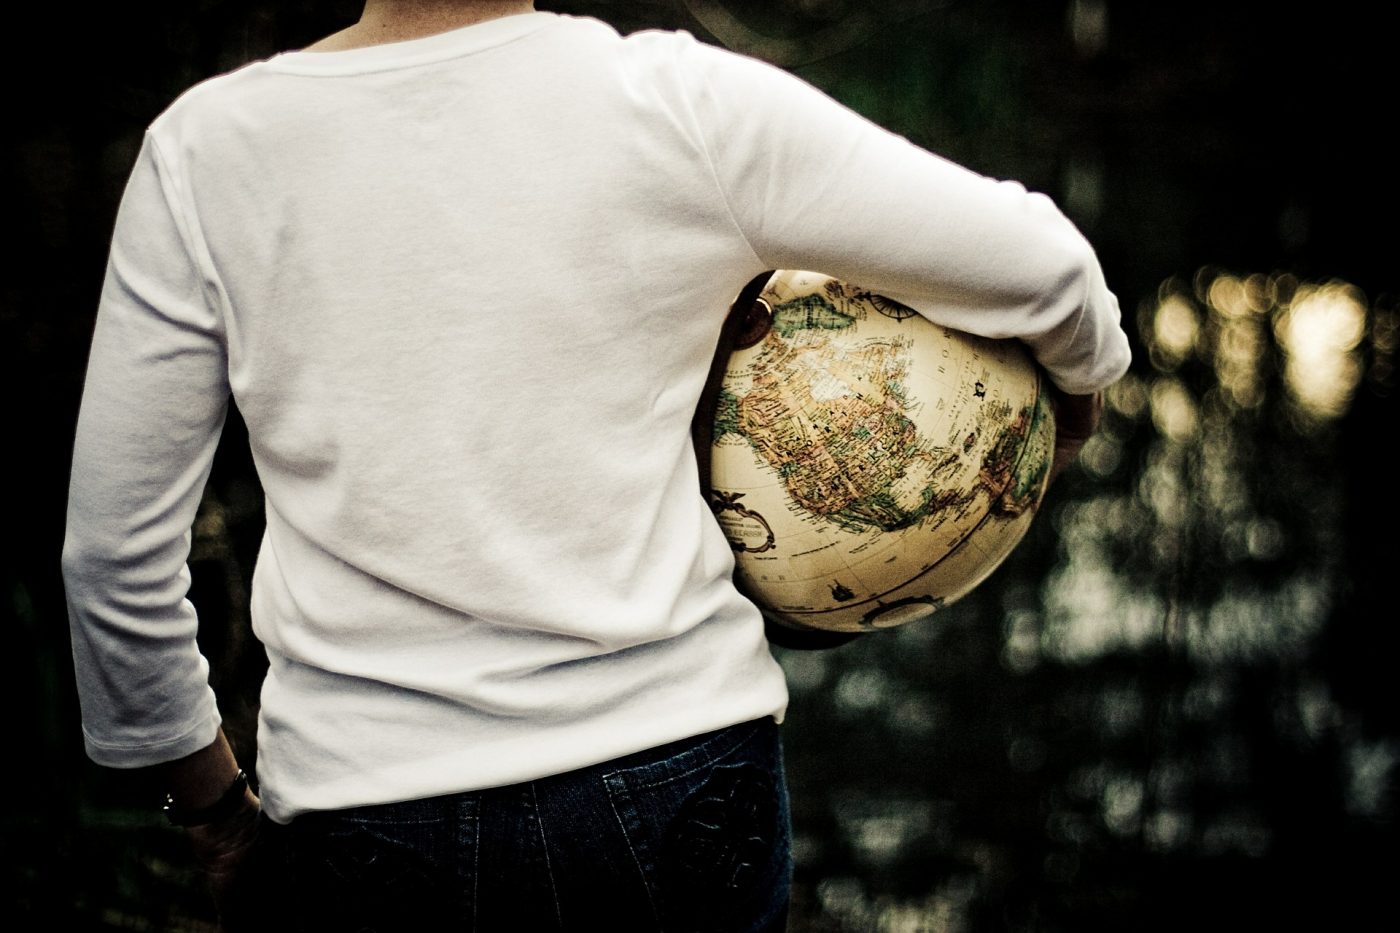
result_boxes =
[705,270,1056,633]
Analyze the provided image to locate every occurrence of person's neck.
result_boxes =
[302,1,537,52]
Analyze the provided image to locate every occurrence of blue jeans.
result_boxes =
[255,717,791,932]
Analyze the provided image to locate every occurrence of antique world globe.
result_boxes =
[702,269,1057,634]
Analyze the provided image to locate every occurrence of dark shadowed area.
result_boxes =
[7,1,1395,930]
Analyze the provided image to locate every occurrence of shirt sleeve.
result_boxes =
[679,37,1131,395]
[61,131,229,768]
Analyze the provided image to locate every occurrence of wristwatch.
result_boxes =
[163,769,250,827]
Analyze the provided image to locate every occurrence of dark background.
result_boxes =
[7,1,1396,930]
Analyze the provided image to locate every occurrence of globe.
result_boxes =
[703,269,1057,634]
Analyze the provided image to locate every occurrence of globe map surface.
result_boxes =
[707,270,1057,633]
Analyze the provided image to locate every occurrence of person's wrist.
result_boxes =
[164,769,251,827]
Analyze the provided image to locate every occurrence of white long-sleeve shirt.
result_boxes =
[62,11,1131,823]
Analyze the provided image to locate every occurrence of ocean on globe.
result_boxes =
[705,269,1057,634]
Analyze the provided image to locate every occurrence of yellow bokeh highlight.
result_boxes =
[1043,266,1380,668]
[1140,269,1373,429]
[1275,280,1367,421]
[1214,312,1267,411]
[1149,377,1199,443]
[1153,294,1198,367]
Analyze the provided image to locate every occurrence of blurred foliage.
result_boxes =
[8,1,1396,931]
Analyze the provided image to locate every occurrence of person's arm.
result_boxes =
[62,130,258,918]
[681,37,1132,400]
[63,129,230,772]
[159,729,264,928]
[159,729,246,813]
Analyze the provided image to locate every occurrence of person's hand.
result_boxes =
[156,731,272,930]
[1047,388,1104,487]
[186,787,266,932]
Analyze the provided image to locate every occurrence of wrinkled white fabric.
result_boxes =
[63,11,1131,823]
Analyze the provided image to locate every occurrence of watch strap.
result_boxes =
[163,769,250,827]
